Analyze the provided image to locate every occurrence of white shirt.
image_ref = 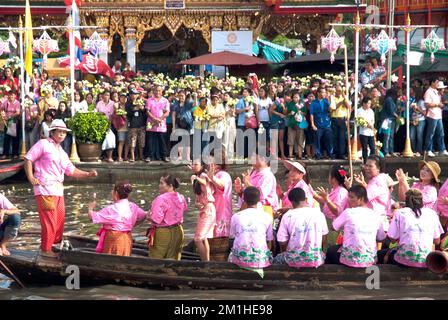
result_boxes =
[357,107,375,137]
[257,97,272,122]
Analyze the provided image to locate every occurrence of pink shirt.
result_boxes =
[146,97,169,132]
[229,207,274,268]
[249,167,279,211]
[196,172,215,206]
[277,207,329,268]
[90,199,146,232]
[0,194,14,210]
[213,170,233,237]
[333,207,386,268]
[366,173,392,218]
[322,185,349,220]
[437,180,448,218]
[388,207,443,268]
[150,191,187,227]
[424,87,442,120]
[411,182,438,210]
[95,100,115,120]
[25,138,76,196]
[1,99,21,119]
[282,179,314,208]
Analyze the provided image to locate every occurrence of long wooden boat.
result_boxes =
[0,160,24,182]
[1,235,448,290]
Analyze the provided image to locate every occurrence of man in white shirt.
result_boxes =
[424,78,448,157]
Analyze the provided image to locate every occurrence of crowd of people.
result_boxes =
[0,57,447,163]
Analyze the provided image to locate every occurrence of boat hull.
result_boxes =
[2,236,448,290]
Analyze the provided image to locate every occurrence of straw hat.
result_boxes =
[419,160,441,183]
[283,160,306,174]
[48,119,71,132]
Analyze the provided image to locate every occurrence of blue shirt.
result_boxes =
[236,98,247,127]
[310,98,331,129]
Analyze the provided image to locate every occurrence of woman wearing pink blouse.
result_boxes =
[148,175,188,260]
[88,181,146,256]
[396,161,440,212]
[96,91,116,162]
[25,120,97,260]
[207,152,233,238]
[437,179,448,229]
[384,189,443,268]
[349,155,391,221]
[315,165,349,220]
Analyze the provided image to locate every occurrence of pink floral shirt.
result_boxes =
[322,185,349,220]
[95,100,115,120]
[146,97,169,133]
[229,207,274,268]
[388,207,443,268]
[366,173,392,218]
[277,207,329,268]
[150,191,187,227]
[282,179,314,208]
[411,182,438,211]
[90,199,146,232]
[213,170,233,237]
[249,167,279,211]
[25,138,75,196]
[437,180,448,218]
[333,207,386,268]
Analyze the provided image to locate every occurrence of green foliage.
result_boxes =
[67,112,109,144]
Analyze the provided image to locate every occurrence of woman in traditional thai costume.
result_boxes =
[191,160,216,261]
[88,181,146,256]
[148,175,187,260]
[396,161,440,211]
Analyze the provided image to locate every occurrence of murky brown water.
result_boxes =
[0,180,447,300]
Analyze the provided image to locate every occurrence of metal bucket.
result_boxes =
[426,250,448,274]
[209,237,230,262]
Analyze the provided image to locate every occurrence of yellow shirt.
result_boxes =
[330,95,349,118]
[193,106,207,130]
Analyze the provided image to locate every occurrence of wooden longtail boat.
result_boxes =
[1,235,448,290]
[0,160,23,182]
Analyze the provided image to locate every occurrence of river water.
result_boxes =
[0,180,446,300]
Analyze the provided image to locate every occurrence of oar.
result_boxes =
[0,259,26,289]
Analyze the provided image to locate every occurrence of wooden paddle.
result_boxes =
[0,259,25,289]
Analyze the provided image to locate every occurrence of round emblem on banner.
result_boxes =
[227,33,237,44]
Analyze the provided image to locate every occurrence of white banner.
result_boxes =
[211,31,253,55]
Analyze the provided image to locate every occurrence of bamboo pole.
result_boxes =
[343,45,353,181]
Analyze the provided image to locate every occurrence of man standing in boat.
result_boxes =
[24,119,98,260]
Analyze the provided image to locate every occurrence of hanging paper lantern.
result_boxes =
[84,31,108,56]
[321,28,345,64]
[33,31,59,68]
[0,39,10,56]
[421,30,446,64]
[369,30,397,65]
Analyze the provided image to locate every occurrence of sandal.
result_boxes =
[129,159,135,163]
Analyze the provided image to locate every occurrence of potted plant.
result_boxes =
[68,112,109,162]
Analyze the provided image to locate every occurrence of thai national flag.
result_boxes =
[65,0,83,63]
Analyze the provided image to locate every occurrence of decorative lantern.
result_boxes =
[321,28,345,64]
[33,31,59,68]
[369,30,397,65]
[84,31,108,57]
[0,39,10,56]
[421,30,446,64]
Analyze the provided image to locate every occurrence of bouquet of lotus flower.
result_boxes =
[396,117,405,126]
[355,116,369,128]
[135,99,145,109]
[115,108,127,116]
